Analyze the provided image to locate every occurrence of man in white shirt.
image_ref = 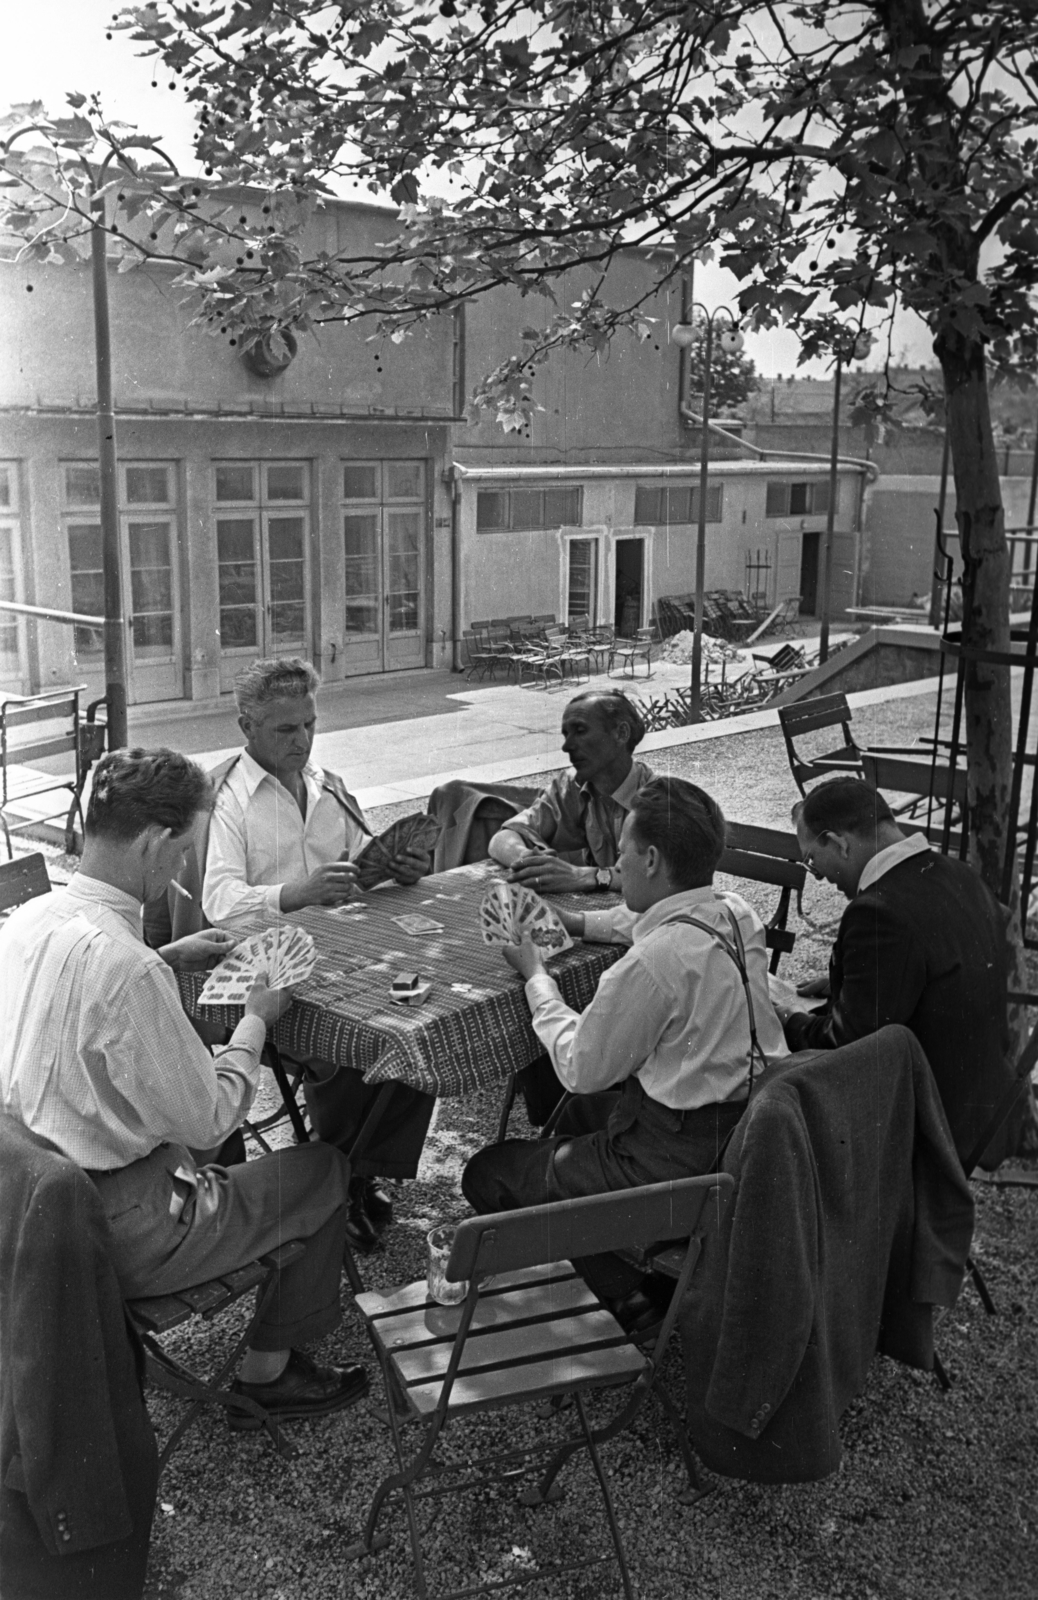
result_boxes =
[201,657,435,1253]
[463,776,788,1324]
[0,747,367,1427]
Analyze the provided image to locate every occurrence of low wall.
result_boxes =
[772,625,944,707]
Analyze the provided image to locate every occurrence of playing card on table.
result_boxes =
[197,924,315,1004]
[353,813,442,890]
[478,882,573,954]
[390,913,445,935]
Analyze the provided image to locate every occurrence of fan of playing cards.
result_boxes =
[478,881,573,954]
[353,812,443,891]
[197,924,317,1005]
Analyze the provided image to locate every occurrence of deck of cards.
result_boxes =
[197,924,317,1005]
[390,971,432,1005]
[353,813,443,891]
[478,882,573,954]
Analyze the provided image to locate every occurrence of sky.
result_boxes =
[4,0,938,381]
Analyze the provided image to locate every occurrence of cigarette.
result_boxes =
[169,879,193,901]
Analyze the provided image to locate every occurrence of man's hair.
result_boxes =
[566,688,646,751]
[234,657,320,718]
[799,777,895,838]
[629,776,726,887]
[86,748,214,842]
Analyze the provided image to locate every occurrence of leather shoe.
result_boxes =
[345,1176,381,1255]
[609,1287,664,1340]
[228,1350,369,1428]
[364,1178,394,1233]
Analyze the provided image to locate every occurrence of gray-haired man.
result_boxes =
[201,657,435,1252]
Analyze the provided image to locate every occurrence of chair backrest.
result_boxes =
[861,751,968,807]
[961,1017,1038,1176]
[725,821,802,862]
[0,852,51,914]
[717,844,805,896]
[446,1174,734,1281]
[1,692,81,770]
[778,691,853,741]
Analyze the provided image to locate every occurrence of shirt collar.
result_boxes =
[578,761,642,811]
[632,885,719,942]
[857,832,930,894]
[239,747,322,799]
[66,873,145,940]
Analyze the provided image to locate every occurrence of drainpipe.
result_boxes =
[679,406,878,481]
[449,468,463,672]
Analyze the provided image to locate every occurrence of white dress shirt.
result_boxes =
[857,831,930,894]
[203,750,369,929]
[524,887,790,1108]
[0,875,267,1170]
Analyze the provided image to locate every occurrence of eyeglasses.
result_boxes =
[800,831,830,878]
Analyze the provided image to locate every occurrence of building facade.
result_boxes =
[0,197,866,705]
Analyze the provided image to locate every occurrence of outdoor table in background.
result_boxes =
[176,860,624,1101]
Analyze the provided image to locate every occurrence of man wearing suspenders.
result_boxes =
[463,776,788,1329]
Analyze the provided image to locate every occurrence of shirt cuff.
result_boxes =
[525,972,562,1013]
[228,1014,269,1054]
[268,884,286,915]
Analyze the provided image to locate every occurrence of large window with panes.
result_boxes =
[765,480,837,517]
[633,483,723,525]
[62,461,179,660]
[0,464,24,678]
[476,485,583,533]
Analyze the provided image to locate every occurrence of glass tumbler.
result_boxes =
[426,1225,467,1306]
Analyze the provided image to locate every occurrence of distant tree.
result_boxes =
[4,0,1038,915]
[686,315,760,414]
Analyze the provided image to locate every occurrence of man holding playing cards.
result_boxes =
[464,776,788,1336]
[0,747,368,1428]
[487,687,653,1126]
[201,657,435,1254]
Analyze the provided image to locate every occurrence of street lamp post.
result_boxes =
[818,329,873,664]
[672,307,744,719]
[2,130,176,751]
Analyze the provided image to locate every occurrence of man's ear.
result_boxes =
[139,824,173,860]
[644,842,662,878]
[238,712,251,740]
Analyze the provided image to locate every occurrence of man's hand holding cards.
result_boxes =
[478,881,573,955]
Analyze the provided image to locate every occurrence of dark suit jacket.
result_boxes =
[0,1118,157,1599]
[785,850,1012,1164]
[679,1028,974,1484]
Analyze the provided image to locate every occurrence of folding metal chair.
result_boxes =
[347,1176,733,1600]
[778,692,863,796]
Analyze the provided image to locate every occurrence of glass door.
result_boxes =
[341,461,426,673]
[215,462,311,689]
[566,537,600,627]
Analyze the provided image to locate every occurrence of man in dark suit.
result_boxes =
[778,777,1014,1166]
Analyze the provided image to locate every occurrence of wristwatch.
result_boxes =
[594,867,613,890]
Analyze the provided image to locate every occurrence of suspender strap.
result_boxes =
[320,769,373,838]
[669,909,769,1102]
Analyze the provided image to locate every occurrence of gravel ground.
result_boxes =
[22,690,1038,1599]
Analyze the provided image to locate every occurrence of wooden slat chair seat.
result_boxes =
[778,691,863,796]
[128,1239,307,1475]
[347,1177,733,1600]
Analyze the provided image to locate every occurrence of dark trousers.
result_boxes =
[463,1079,745,1300]
[515,1052,568,1129]
[90,1141,350,1351]
[303,1059,435,1180]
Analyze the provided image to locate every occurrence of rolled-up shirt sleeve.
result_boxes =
[496,787,565,853]
[203,793,282,928]
[524,959,671,1096]
[581,905,637,945]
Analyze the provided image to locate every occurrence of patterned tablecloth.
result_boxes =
[177,860,624,1098]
